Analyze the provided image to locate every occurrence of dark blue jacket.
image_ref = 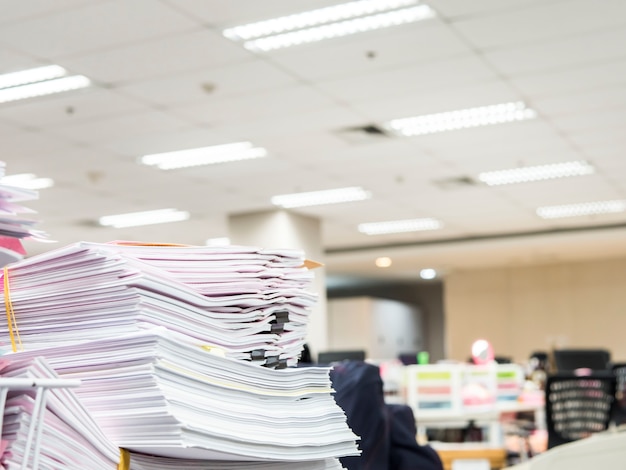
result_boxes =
[330,361,444,470]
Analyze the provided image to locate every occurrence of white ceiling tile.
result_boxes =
[0,0,200,59]
[62,30,252,84]
[511,59,626,99]
[0,0,98,24]
[427,0,556,18]
[533,85,626,116]
[452,0,626,50]
[267,20,472,81]
[165,0,339,26]
[498,175,623,207]
[0,47,43,72]
[483,27,626,76]
[0,129,76,160]
[117,60,300,107]
[48,110,192,144]
[0,88,151,128]
[316,54,499,103]
[170,85,340,126]
[354,78,519,121]
[552,107,626,133]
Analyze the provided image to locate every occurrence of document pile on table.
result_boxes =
[1,241,359,468]
[1,356,347,469]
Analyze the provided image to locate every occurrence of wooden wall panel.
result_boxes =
[445,257,626,363]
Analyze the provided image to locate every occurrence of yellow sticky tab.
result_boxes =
[3,267,22,352]
[117,448,130,470]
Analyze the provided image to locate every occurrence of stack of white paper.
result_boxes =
[7,331,359,462]
[0,161,51,268]
[1,356,347,469]
[2,241,318,367]
[0,161,49,246]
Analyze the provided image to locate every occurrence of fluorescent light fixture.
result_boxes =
[140,142,267,170]
[384,101,537,137]
[223,0,435,52]
[0,74,91,104]
[478,161,595,186]
[536,200,626,219]
[0,65,67,89]
[420,268,437,280]
[0,173,54,190]
[358,217,442,235]
[206,237,231,246]
[271,186,371,208]
[98,208,190,228]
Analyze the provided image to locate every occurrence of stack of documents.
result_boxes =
[0,161,49,266]
[2,241,319,367]
[1,355,347,469]
[7,330,358,462]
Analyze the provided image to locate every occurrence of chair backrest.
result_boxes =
[611,363,626,426]
[545,371,616,449]
[552,348,611,372]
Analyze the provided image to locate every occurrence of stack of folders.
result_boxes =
[1,356,347,469]
[0,161,49,267]
[1,241,318,367]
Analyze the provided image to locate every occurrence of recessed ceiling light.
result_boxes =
[536,200,626,219]
[140,142,267,170]
[98,209,190,228]
[271,186,371,208]
[0,65,91,104]
[420,268,437,280]
[478,161,595,186]
[358,217,442,235]
[1,173,54,190]
[383,101,537,137]
[375,256,392,268]
[223,0,435,52]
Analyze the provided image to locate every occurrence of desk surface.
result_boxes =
[432,443,508,470]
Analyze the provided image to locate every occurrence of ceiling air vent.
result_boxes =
[434,176,479,190]
[335,124,392,144]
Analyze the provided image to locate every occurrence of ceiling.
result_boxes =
[3,0,626,283]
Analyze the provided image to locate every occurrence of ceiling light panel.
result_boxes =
[478,161,595,186]
[271,186,371,208]
[384,101,537,137]
[358,217,442,235]
[0,65,91,104]
[0,65,66,89]
[223,0,435,52]
[98,209,190,228]
[140,142,268,170]
[1,173,54,190]
[536,200,626,219]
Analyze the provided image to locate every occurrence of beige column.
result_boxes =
[228,210,328,354]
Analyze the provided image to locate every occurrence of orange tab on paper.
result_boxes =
[302,259,324,270]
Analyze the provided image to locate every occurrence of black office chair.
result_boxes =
[545,371,616,449]
[552,348,611,372]
[610,363,626,426]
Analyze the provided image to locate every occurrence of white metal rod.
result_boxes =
[0,378,81,389]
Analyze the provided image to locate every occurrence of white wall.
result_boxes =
[327,296,423,360]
